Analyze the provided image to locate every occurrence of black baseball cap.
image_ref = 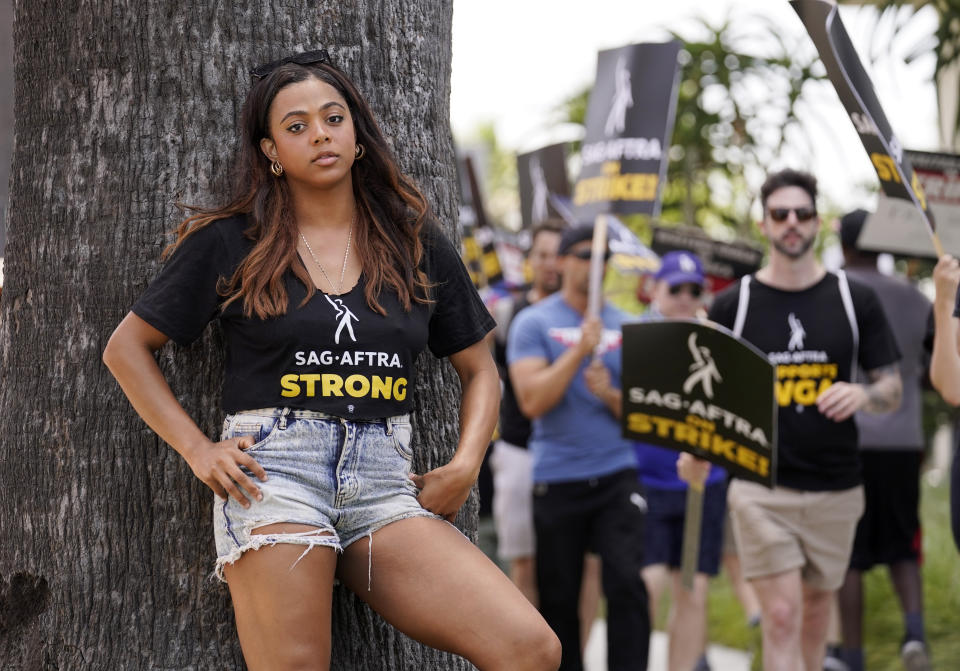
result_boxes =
[558,224,608,256]
[839,209,869,250]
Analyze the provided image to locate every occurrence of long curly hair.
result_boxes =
[165,58,433,318]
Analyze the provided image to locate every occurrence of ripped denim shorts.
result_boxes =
[212,407,441,581]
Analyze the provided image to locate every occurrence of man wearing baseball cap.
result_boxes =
[508,224,650,670]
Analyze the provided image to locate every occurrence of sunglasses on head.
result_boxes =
[767,206,817,223]
[668,283,703,298]
[250,49,332,80]
[568,248,611,261]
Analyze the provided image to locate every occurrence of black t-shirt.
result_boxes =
[709,272,900,491]
[494,294,533,447]
[133,215,495,419]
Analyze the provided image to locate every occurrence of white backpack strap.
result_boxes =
[836,269,860,383]
[732,275,752,338]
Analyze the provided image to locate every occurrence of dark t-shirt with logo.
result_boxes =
[132,215,494,419]
[709,272,899,491]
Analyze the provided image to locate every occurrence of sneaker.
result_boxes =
[901,639,932,671]
[823,654,849,671]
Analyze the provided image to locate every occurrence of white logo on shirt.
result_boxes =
[325,295,359,344]
[787,313,806,351]
[682,332,722,399]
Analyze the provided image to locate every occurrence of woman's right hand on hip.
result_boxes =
[185,437,268,508]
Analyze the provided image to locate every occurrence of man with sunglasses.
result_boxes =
[708,169,901,671]
[634,251,726,671]
[508,224,650,671]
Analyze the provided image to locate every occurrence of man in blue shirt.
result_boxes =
[509,224,650,671]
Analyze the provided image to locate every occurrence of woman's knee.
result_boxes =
[537,627,563,671]
[476,613,560,671]
[504,622,562,671]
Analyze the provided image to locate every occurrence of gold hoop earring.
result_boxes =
[270,160,284,177]
[355,144,365,160]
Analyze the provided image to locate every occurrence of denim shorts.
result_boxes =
[212,407,441,582]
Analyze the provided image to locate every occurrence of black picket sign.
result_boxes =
[456,153,502,287]
[622,320,777,487]
[517,143,571,230]
[573,41,681,221]
[651,226,763,287]
[791,0,934,241]
[858,150,960,258]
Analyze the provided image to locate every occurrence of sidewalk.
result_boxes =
[583,620,752,671]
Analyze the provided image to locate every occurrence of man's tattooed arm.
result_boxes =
[863,363,902,414]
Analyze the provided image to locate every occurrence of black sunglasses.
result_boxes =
[768,206,817,223]
[668,283,703,298]
[250,49,332,80]
[569,248,611,261]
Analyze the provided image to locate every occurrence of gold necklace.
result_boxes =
[299,219,354,294]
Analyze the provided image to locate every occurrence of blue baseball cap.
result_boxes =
[654,251,704,286]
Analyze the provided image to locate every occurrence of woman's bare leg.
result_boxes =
[223,523,338,671]
[337,516,561,671]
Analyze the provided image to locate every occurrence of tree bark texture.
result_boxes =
[0,1,473,669]
[0,0,12,255]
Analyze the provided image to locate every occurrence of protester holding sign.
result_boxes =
[509,224,650,671]
[632,251,724,671]
[491,219,604,653]
[708,170,901,671]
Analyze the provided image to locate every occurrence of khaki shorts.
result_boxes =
[727,479,864,591]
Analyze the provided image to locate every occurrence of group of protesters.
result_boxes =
[485,167,960,671]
